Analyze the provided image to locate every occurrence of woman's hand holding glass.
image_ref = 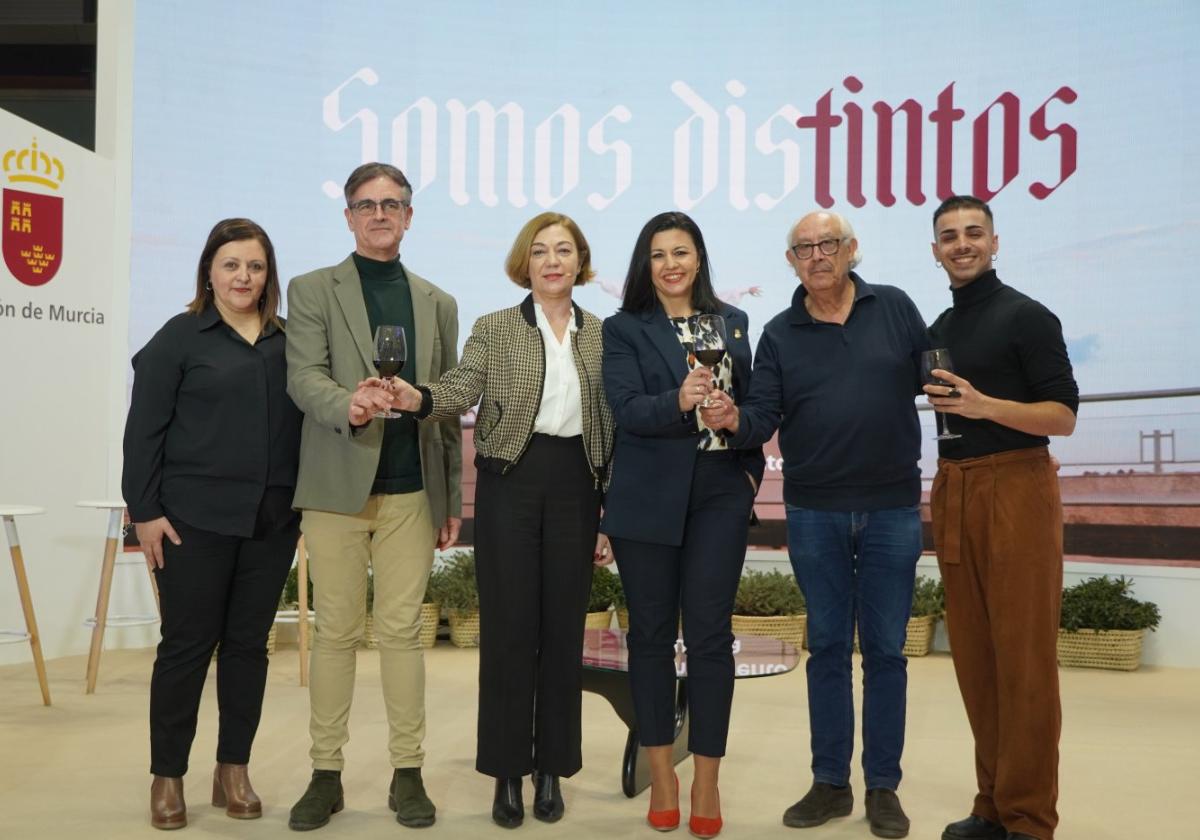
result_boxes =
[677,366,714,412]
[356,376,423,413]
[348,383,395,426]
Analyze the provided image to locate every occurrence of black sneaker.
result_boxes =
[865,789,909,838]
[782,782,854,828]
[942,814,1006,840]
[388,767,436,827]
[288,770,344,831]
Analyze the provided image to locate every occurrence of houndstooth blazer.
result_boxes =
[417,295,614,486]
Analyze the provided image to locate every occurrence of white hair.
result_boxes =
[787,211,863,269]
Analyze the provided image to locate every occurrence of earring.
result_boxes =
[935,261,943,269]
[991,254,998,262]
[205,281,213,290]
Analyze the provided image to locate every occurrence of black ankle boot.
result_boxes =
[492,777,524,829]
[532,772,563,823]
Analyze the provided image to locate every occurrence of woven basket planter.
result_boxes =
[903,615,937,657]
[449,610,481,648]
[419,602,441,648]
[585,610,614,629]
[1057,628,1145,671]
[616,608,630,630]
[851,615,938,656]
[731,613,806,649]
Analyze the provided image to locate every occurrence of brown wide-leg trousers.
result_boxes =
[931,446,1062,840]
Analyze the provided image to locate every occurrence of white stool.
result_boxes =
[78,500,161,694]
[0,505,51,705]
[273,536,313,686]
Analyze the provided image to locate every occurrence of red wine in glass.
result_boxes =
[373,325,407,419]
[692,314,728,407]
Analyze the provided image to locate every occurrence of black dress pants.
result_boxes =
[473,434,602,778]
[149,495,298,777]
[610,451,753,758]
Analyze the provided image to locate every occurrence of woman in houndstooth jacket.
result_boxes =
[374,213,614,828]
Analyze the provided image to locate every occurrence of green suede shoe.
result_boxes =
[288,770,344,831]
[388,767,436,827]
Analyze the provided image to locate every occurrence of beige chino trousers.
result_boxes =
[302,491,434,770]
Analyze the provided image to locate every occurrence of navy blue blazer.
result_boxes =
[601,302,765,546]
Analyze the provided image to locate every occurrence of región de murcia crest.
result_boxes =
[3,138,64,287]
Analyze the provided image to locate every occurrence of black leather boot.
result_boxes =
[492,777,524,829]
[532,772,564,823]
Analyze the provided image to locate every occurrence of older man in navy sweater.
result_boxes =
[703,211,927,839]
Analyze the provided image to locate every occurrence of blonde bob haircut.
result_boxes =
[504,212,595,289]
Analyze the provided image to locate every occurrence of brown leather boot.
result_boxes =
[212,762,262,819]
[150,776,186,830]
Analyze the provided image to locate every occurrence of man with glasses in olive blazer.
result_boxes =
[285,162,462,831]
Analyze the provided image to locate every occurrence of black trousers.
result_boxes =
[149,496,298,777]
[474,434,602,778]
[611,451,753,758]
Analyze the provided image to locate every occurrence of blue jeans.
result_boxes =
[786,504,922,791]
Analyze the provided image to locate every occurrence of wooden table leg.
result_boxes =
[4,515,51,706]
[84,508,121,694]
[297,537,309,687]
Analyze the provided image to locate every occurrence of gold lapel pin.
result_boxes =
[733,328,743,339]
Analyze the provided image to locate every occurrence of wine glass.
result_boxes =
[373,325,407,419]
[691,314,728,408]
[921,348,962,440]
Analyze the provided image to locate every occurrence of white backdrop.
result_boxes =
[2,2,1198,670]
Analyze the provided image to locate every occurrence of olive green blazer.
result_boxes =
[285,253,462,523]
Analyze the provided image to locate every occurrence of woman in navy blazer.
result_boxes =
[602,212,764,839]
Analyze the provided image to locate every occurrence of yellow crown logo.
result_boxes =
[3,138,65,190]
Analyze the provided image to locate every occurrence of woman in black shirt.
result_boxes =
[122,218,302,830]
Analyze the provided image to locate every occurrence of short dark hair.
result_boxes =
[343,162,412,204]
[187,218,281,329]
[620,211,720,314]
[932,194,993,228]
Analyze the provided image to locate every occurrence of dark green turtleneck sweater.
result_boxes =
[354,252,423,495]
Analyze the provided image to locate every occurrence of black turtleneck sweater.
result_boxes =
[928,270,1078,460]
[353,252,423,494]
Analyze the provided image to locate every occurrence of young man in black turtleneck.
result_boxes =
[923,195,1078,840]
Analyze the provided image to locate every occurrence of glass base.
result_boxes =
[933,432,962,440]
[374,409,406,420]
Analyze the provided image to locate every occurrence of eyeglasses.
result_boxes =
[790,237,846,259]
[348,198,410,217]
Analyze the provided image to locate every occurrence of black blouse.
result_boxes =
[122,306,302,537]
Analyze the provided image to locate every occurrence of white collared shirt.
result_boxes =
[532,302,583,437]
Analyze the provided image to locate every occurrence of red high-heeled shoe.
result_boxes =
[646,772,680,832]
[688,784,722,839]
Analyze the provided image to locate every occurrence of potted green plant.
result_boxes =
[419,564,445,648]
[731,568,806,649]
[586,566,620,629]
[904,575,945,657]
[438,550,480,647]
[1057,575,1160,671]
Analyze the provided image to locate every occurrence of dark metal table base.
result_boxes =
[582,668,690,797]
